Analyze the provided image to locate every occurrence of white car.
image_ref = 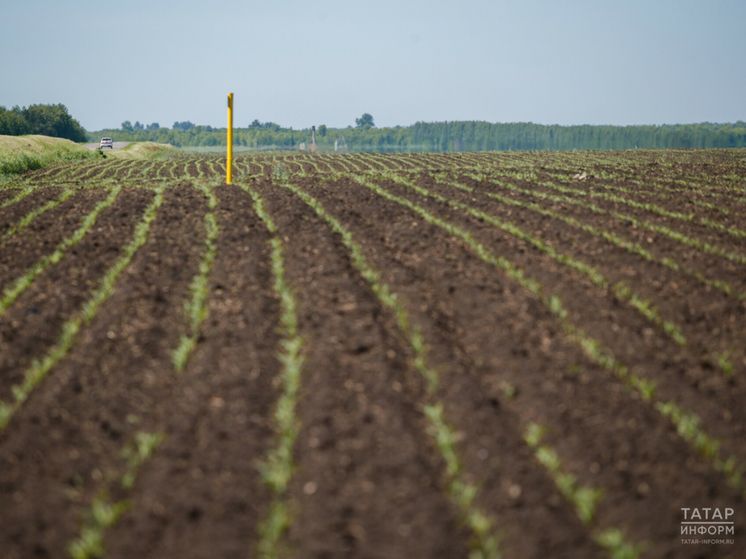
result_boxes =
[99,137,114,149]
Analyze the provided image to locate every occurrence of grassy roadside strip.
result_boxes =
[67,431,163,559]
[353,176,746,497]
[0,186,122,316]
[281,181,501,559]
[451,172,739,300]
[0,186,165,430]
[480,170,746,268]
[0,135,99,177]
[385,172,687,346]
[237,184,305,559]
[524,424,643,559]
[1,186,77,242]
[171,182,219,371]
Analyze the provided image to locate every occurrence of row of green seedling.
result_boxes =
[281,180,501,559]
[171,182,219,371]
[498,167,746,242]
[0,186,122,316]
[0,186,166,429]
[524,423,644,558]
[454,170,741,301]
[0,183,35,210]
[384,172,687,346]
[68,431,164,559]
[485,169,746,267]
[540,168,741,223]
[351,175,746,497]
[238,184,306,559]
[2,186,77,243]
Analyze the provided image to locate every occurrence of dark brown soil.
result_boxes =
[104,185,281,558]
[423,172,746,405]
[298,175,742,558]
[0,185,205,559]
[0,187,104,289]
[257,182,471,558]
[0,150,744,559]
[371,174,746,467]
[0,188,153,401]
[0,187,63,238]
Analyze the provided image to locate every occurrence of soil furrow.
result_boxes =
[466,172,746,295]
[0,187,61,237]
[103,184,280,559]
[293,177,605,558]
[305,176,744,558]
[0,185,206,559]
[507,173,746,251]
[256,180,473,558]
[0,188,154,398]
[0,187,106,291]
[417,173,746,375]
[370,175,746,469]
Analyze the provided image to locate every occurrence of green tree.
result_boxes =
[355,113,375,129]
[0,106,30,135]
[173,121,195,131]
[19,104,87,141]
[318,124,328,137]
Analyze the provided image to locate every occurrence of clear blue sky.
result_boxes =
[1,0,744,130]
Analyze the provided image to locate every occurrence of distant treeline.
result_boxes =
[0,104,87,142]
[90,120,746,151]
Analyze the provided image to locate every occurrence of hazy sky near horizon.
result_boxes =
[1,0,744,130]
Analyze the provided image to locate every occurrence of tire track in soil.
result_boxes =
[375,176,746,469]
[0,187,105,290]
[103,185,282,559]
[257,181,473,559]
[288,178,603,559]
[303,176,745,559]
[0,188,154,399]
[0,185,206,559]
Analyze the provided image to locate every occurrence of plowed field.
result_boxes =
[1,149,744,559]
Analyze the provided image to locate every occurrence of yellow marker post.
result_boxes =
[226,92,234,184]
